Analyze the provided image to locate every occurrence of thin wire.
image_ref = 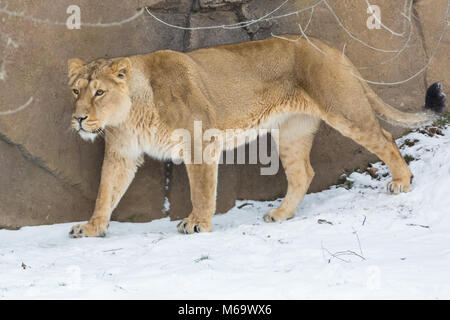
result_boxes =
[296,0,450,86]
[145,0,413,55]
[323,0,403,53]
[271,7,315,42]
[1,0,448,117]
[145,0,324,30]
[358,2,414,70]
[0,6,144,27]
[352,0,449,86]
[364,0,405,36]
[0,97,33,116]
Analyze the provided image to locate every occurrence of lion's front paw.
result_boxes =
[69,222,108,238]
[177,217,212,234]
[263,208,295,223]
[387,179,411,194]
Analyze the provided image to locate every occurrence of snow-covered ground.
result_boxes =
[1,126,450,300]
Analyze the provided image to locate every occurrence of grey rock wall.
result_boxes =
[0,0,448,228]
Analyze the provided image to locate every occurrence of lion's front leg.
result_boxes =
[69,151,140,238]
[177,163,218,234]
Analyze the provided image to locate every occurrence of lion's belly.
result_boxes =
[221,113,292,151]
[132,113,292,161]
[125,112,317,165]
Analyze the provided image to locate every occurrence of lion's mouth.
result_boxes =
[72,118,104,142]
[75,126,103,142]
[77,127,102,135]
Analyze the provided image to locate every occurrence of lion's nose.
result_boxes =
[73,115,88,124]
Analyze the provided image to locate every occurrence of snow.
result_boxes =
[1,126,450,299]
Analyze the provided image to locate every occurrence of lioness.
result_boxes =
[67,36,446,238]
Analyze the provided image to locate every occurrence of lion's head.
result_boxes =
[67,57,132,141]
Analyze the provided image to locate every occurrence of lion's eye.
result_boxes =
[95,89,105,97]
[73,89,79,95]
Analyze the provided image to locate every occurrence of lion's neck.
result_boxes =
[105,64,173,160]
[105,101,172,161]
[129,63,153,101]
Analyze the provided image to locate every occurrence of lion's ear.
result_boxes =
[68,58,84,78]
[111,58,132,81]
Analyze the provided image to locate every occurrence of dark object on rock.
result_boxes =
[425,82,446,113]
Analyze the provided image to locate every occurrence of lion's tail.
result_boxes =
[362,81,447,128]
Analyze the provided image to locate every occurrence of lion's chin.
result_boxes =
[78,130,98,143]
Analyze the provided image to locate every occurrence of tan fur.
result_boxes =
[67,36,425,238]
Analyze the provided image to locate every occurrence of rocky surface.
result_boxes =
[0,0,448,228]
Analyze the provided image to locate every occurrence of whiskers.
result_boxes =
[67,124,121,142]
[94,128,106,140]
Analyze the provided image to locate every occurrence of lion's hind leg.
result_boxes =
[322,105,413,194]
[264,115,320,222]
